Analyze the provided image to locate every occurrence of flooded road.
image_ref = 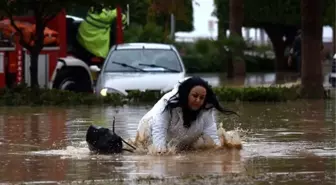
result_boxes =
[184,59,332,88]
[195,71,333,88]
[0,100,335,184]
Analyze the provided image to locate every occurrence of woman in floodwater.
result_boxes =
[132,76,241,154]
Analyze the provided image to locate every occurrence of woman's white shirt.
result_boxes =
[138,89,221,151]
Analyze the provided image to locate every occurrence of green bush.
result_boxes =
[0,84,302,106]
[124,23,172,43]
[123,24,275,73]
[175,38,275,73]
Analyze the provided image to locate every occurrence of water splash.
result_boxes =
[123,122,245,155]
[27,141,91,159]
[22,120,247,158]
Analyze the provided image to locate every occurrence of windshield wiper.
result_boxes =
[138,63,180,72]
[112,61,146,72]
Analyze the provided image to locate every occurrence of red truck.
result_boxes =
[0,6,125,93]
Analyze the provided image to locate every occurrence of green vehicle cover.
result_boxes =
[77,8,127,58]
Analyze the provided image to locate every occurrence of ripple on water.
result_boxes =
[21,131,335,160]
[7,174,257,185]
[0,100,334,184]
[242,140,336,158]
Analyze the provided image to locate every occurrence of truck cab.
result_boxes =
[0,7,126,92]
[50,8,126,93]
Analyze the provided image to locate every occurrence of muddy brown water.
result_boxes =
[0,100,335,185]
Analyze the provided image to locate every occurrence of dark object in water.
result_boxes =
[86,116,136,154]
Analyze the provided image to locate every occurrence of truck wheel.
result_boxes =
[59,78,77,91]
[54,68,93,93]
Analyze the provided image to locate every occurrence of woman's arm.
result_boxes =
[202,109,221,146]
[150,101,171,153]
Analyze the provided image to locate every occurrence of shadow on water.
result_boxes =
[0,99,335,184]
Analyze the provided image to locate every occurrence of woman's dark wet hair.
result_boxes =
[164,76,238,128]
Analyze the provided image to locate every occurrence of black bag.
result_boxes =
[85,117,136,154]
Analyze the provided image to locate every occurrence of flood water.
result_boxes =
[0,99,335,184]
[194,71,332,88]
[190,60,333,88]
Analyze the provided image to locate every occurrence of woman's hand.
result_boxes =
[156,147,167,155]
[152,144,167,154]
[214,145,225,151]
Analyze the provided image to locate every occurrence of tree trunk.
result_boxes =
[229,0,243,37]
[29,16,45,89]
[163,15,170,42]
[217,15,228,74]
[264,27,285,72]
[228,0,244,79]
[331,22,336,54]
[300,0,324,98]
[264,25,299,72]
[30,51,39,88]
[217,15,227,40]
[227,51,233,77]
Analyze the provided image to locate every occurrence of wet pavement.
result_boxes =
[0,99,335,184]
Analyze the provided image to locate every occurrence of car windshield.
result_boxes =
[104,49,183,72]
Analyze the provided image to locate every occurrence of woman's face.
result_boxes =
[188,85,207,111]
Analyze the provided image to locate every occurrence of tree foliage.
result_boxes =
[126,0,194,32]
[127,0,150,26]
[214,0,333,72]
[323,1,335,25]
[214,0,334,27]
[0,0,69,51]
[149,0,193,31]
[67,0,194,32]
[66,0,132,18]
[124,22,170,43]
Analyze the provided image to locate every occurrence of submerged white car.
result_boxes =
[94,43,186,96]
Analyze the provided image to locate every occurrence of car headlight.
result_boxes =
[100,88,127,96]
[100,88,108,96]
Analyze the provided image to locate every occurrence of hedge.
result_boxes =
[0,85,303,107]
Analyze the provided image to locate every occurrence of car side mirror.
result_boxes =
[90,65,101,72]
